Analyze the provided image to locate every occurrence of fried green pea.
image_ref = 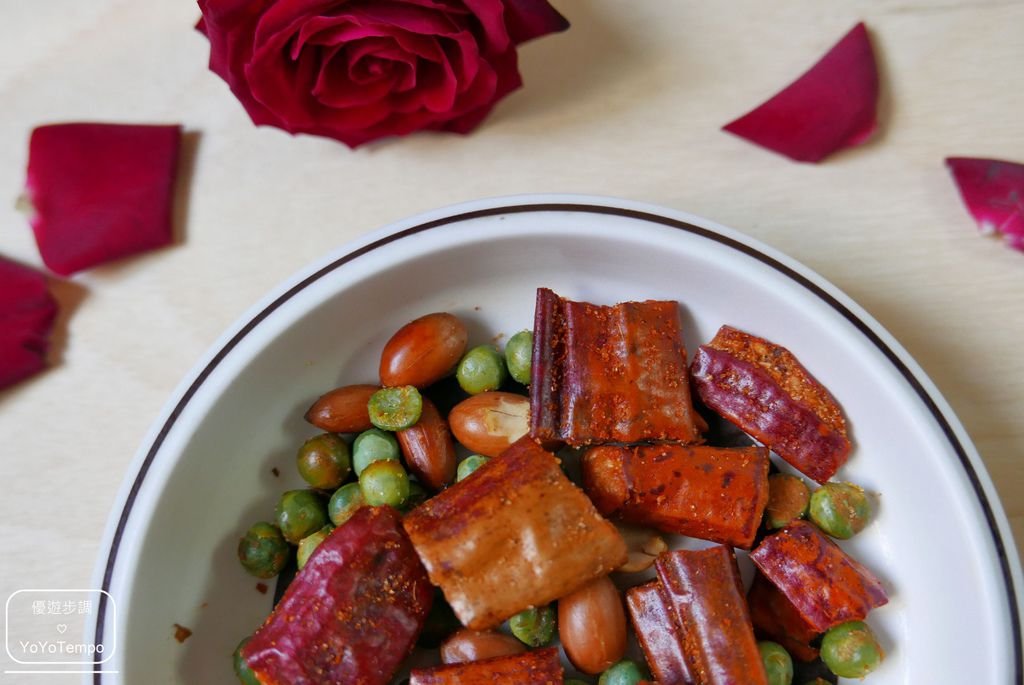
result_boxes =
[758,641,794,685]
[597,660,645,685]
[456,345,507,395]
[296,433,351,490]
[368,386,423,431]
[820,620,884,679]
[359,459,410,507]
[765,473,811,529]
[237,522,290,578]
[509,604,556,647]
[296,525,333,570]
[456,454,490,482]
[276,490,329,544]
[504,330,533,385]
[328,482,365,526]
[233,637,260,685]
[352,428,401,475]
[809,482,872,539]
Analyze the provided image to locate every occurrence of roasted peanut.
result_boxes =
[397,398,456,491]
[558,575,627,675]
[304,384,378,433]
[615,523,668,573]
[379,312,467,388]
[440,628,526,665]
[448,392,529,458]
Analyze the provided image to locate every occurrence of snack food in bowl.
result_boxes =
[88,196,1022,684]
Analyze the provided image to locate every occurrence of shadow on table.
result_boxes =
[489,3,645,126]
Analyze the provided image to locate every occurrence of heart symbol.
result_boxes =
[56,624,67,634]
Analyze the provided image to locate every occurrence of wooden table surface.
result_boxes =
[0,0,1021,678]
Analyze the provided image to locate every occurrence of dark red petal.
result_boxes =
[24,123,182,276]
[459,0,511,53]
[434,49,515,134]
[723,22,879,163]
[341,2,462,38]
[946,157,1024,251]
[0,255,57,390]
[197,0,283,127]
[497,0,570,45]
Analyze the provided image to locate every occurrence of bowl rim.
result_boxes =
[86,194,1022,684]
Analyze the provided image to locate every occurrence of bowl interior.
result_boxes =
[104,206,1014,683]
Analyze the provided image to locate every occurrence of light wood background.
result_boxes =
[0,0,1021,674]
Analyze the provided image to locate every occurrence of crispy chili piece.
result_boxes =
[626,580,695,685]
[403,436,626,630]
[530,288,703,446]
[750,520,888,633]
[655,546,768,685]
[243,506,433,685]
[690,326,850,483]
[583,444,769,549]
[747,572,820,662]
[409,647,563,684]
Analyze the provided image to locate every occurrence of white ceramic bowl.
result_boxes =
[89,195,1022,684]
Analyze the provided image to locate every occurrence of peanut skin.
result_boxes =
[379,312,467,388]
[440,629,526,665]
[397,398,456,491]
[304,384,378,433]
[558,575,627,675]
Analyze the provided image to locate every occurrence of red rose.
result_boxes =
[197,0,568,147]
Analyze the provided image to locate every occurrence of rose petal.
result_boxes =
[197,0,566,147]
[312,45,398,109]
[476,0,569,45]
[946,157,1024,252]
[723,22,879,163]
[0,255,57,390]
[347,2,461,38]
[438,29,483,86]
[198,0,283,127]
[437,48,518,133]
[459,0,512,54]
[25,123,182,276]
[414,55,459,113]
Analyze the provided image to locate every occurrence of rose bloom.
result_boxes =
[197,0,568,147]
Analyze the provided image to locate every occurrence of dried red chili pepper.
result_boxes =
[690,325,850,483]
[409,647,562,684]
[747,572,820,662]
[242,506,432,685]
[530,287,704,446]
[656,546,769,685]
[750,520,888,633]
[582,444,769,549]
[626,580,695,685]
